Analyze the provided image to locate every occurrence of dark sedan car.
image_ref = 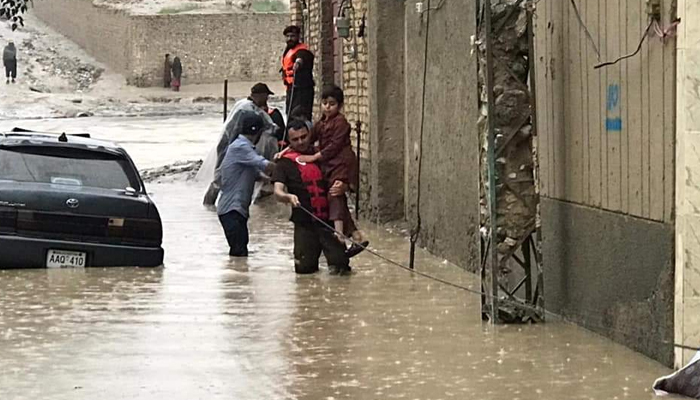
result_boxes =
[0,130,164,268]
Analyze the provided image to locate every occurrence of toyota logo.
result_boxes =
[66,198,80,209]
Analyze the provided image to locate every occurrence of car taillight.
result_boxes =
[0,206,17,233]
[122,218,162,245]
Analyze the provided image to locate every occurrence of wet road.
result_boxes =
[0,116,677,399]
[1,115,224,169]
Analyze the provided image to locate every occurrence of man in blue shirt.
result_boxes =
[217,112,275,256]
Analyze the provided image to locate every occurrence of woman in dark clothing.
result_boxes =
[171,56,182,92]
[3,41,17,84]
[163,54,172,88]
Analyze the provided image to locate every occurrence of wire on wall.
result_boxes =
[569,0,601,61]
[420,0,446,14]
[594,19,653,69]
[409,0,434,270]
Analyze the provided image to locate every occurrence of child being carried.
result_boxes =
[297,85,368,257]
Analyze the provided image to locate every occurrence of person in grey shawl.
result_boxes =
[201,82,280,206]
[3,40,17,84]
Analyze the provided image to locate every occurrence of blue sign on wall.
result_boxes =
[606,84,622,132]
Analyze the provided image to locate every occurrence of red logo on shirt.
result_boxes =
[284,151,329,219]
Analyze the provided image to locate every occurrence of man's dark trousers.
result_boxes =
[294,222,349,274]
[286,86,314,121]
[5,61,16,79]
[219,210,249,256]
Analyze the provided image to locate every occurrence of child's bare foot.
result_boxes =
[351,231,365,243]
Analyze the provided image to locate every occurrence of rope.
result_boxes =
[294,204,700,353]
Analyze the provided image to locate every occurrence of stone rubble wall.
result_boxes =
[477,1,535,256]
[33,0,288,86]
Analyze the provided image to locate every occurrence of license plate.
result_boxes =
[46,250,86,268]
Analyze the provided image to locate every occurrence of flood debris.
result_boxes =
[140,160,202,183]
[653,351,700,398]
[28,42,104,91]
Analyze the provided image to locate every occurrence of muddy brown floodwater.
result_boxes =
[0,116,679,399]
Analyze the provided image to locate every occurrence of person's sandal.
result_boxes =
[345,241,369,258]
[338,266,353,276]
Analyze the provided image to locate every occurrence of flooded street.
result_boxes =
[0,117,676,399]
[1,115,225,169]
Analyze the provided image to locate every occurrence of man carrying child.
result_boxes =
[273,119,352,275]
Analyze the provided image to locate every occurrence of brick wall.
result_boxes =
[289,0,302,27]
[33,0,288,86]
[340,0,369,213]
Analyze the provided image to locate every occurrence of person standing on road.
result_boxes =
[163,54,172,88]
[203,83,279,206]
[281,26,314,121]
[171,56,182,92]
[3,40,17,84]
[217,112,275,257]
[272,119,351,275]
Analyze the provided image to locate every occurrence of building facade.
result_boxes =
[290,0,700,368]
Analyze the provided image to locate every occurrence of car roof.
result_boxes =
[0,130,124,155]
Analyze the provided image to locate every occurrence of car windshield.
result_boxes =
[0,146,140,191]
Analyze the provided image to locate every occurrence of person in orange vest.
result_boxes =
[281,25,314,121]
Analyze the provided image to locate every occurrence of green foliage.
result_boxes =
[251,0,287,12]
[157,4,203,14]
[1,0,29,31]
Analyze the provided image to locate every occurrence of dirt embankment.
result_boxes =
[0,14,284,121]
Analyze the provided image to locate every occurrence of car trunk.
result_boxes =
[0,182,161,247]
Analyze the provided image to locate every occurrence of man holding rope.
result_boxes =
[281,25,314,121]
[272,119,351,275]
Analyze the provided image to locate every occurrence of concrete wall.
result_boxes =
[675,0,700,368]
[33,0,288,86]
[367,0,404,221]
[404,0,480,270]
[534,0,676,365]
[542,198,675,366]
